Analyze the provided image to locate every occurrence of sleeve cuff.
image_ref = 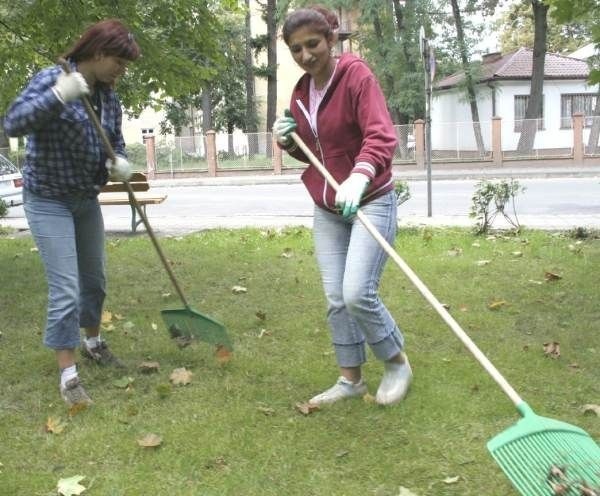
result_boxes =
[353,161,376,179]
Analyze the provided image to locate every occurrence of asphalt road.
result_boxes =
[3,177,600,235]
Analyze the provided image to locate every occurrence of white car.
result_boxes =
[0,154,23,207]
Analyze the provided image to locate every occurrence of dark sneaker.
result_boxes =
[81,340,125,368]
[60,377,93,407]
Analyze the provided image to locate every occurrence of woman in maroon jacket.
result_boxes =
[274,5,412,406]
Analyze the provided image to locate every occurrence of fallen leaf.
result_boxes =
[582,404,600,416]
[398,487,419,496]
[123,321,135,330]
[258,328,271,338]
[113,313,124,320]
[151,322,158,331]
[544,271,562,281]
[280,248,293,258]
[543,341,561,359]
[471,242,481,248]
[161,292,172,299]
[57,475,86,496]
[45,416,67,434]
[255,310,267,321]
[257,406,275,416]
[441,303,450,310]
[215,345,232,365]
[231,285,247,294]
[488,299,507,310]
[335,449,349,458]
[295,402,320,415]
[113,376,135,389]
[443,476,460,484]
[476,260,491,266]
[511,251,523,257]
[446,247,462,257]
[68,402,88,417]
[101,310,113,324]
[362,393,377,404]
[137,433,162,448]
[459,304,468,312]
[528,279,543,285]
[170,367,193,386]
[138,361,160,374]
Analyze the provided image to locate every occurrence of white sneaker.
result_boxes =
[309,376,368,406]
[376,354,413,405]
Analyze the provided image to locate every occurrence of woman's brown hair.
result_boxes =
[282,5,339,45]
[63,19,141,62]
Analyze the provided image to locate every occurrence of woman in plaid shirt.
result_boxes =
[4,19,140,407]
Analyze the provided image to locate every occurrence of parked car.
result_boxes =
[0,154,23,207]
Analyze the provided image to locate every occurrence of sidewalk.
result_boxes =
[148,162,600,188]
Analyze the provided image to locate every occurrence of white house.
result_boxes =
[431,48,599,152]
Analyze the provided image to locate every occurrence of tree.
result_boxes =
[548,0,600,153]
[495,1,591,54]
[0,0,233,114]
[244,0,259,148]
[449,0,489,156]
[516,0,549,153]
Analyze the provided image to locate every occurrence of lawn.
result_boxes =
[0,226,598,496]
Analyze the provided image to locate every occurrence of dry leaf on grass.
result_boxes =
[295,402,320,415]
[488,299,507,310]
[582,404,600,416]
[363,393,376,404]
[137,433,162,448]
[544,271,562,281]
[543,341,561,359]
[255,310,267,321]
[257,406,275,416]
[44,416,67,434]
[57,475,86,496]
[138,361,160,374]
[231,285,247,294]
[170,367,193,385]
[215,345,233,365]
[476,260,491,266]
[68,402,88,417]
[443,476,460,484]
[398,487,420,496]
[101,310,113,324]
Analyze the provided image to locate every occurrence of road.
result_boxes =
[3,177,600,235]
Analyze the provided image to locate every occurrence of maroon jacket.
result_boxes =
[284,53,397,211]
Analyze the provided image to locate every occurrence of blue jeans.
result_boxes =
[312,190,404,368]
[23,189,106,350]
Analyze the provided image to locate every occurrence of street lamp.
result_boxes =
[420,26,435,217]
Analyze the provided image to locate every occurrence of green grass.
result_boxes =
[1,227,599,496]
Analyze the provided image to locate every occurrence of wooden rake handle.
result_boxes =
[290,131,524,408]
[57,58,190,308]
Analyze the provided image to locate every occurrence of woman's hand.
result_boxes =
[106,156,132,182]
[272,110,297,146]
[335,173,370,218]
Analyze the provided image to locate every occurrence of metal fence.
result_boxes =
[502,118,571,160]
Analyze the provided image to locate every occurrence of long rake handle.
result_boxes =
[291,131,524,408]
[57,59,190,308]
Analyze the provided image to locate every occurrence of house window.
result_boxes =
[561,93,597,129]
[514,95,544,131]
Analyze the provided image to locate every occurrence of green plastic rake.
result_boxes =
[58,59,232,352]
[290,131,600,496]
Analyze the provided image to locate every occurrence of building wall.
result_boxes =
[431,79,599,151]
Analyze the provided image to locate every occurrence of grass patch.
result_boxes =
[1,227,599,495]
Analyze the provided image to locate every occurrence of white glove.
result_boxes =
[272,111,297,146]
[106,156,132,182]
[335,173,370,218]
[53,72,89,103]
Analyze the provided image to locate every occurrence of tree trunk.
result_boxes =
[517,0,548,153]
[201,87,213,134]
[450,0,486,156]
[0,117,9,158]
[244,0,258,156]
[586,87,600,154]
[265,0,277,158]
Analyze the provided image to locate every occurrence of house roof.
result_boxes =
[569,43,597,60]
[435,47,590,90]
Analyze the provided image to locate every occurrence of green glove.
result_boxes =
[272,109,297,146]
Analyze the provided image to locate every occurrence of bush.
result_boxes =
[469,179,524,234]
[394,180,411,206]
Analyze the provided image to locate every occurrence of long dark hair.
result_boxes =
[282,5,339,45]
[63,19,141,62]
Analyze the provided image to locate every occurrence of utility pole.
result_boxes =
[420,26,435,217]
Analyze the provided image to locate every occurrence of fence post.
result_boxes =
[144,134,156,179]
[572,112,584,165]
[206,130,217,176]
[492,116,502,167]
[414,119,425,168]
[272,135,282,174]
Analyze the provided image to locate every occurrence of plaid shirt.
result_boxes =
[4,61,127,198]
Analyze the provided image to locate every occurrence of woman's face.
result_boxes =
[287,25,334,80]
[92,54,129,85]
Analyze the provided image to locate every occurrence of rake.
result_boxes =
[290,131,600,496]
[58,59,232,352]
